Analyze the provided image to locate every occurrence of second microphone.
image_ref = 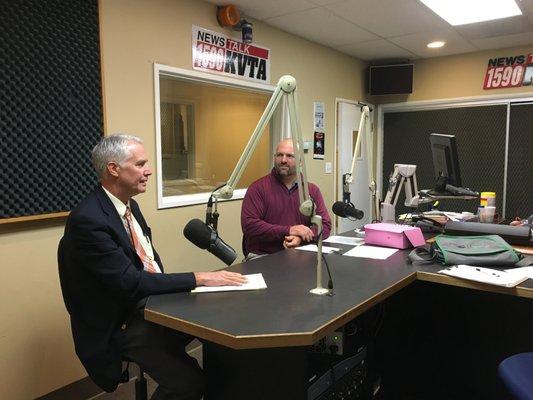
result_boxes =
[332,201,364,220]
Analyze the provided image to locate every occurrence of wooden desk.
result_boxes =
[146,247,418,399]
[416,266,533,299]
[145,245,533,399]
[146,247,418,350]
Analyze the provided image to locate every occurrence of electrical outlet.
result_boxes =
[325,330,344,355]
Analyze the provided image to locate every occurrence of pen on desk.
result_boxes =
[475,267,500,277]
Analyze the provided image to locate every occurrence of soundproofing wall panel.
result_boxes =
[506,103,533,219]
[382,105,507,215]
[0,0,102,218]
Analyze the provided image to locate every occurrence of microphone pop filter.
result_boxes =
[183,218,212,249]
[332,201,347,217]
[332,201,364,220]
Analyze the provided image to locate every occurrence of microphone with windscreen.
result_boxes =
[183,219,237,265]
[332,201,364,220]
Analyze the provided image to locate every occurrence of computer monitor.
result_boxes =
[430,133,462,190]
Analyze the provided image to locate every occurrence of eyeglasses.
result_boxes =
[274,152,295,159]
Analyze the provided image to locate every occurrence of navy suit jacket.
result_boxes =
[59,186,196,392]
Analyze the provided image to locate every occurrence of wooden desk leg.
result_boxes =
[203,343,308,400]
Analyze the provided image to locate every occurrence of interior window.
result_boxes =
[155,66,281,208]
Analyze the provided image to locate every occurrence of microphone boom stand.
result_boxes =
[212,75,329,296]
[341,105,379,222]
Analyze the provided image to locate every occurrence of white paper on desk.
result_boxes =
[438,265,532,288]
[343,245,398,260]
[324,235,364,246]
[504,266,533,279]
[296,244,340,253]
[191,273,267,293]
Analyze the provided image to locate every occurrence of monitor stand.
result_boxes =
[428,176,479,198]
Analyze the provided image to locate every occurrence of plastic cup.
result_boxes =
[479,206,496,223]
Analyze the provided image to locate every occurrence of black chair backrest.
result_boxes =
[57,236,72,315]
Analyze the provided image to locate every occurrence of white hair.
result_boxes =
[91,133,143,180]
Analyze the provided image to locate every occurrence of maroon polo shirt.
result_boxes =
[241,169,331,255]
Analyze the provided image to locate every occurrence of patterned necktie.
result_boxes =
[124,206,157,273]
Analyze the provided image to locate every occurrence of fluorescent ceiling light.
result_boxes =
[427,41,445,48]
[419,0,522,26]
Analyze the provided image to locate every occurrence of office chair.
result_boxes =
[59,238,149,400]
[498,352,533,400]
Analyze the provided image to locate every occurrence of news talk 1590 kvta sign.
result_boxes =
[483,53,533,90]
[192,25,270,84]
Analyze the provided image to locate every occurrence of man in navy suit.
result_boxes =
[59,134,245,399]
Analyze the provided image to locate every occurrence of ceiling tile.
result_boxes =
[389,29,478,58]
[206,0,533,60]
[520,0,533,14]
[326,0,450,38]
[454,15,533,40]
[204,0,317,21]
[336,39,417,61]
[266,7,379,47]
[470,31,533,50]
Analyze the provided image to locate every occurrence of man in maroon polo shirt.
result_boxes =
[241,138,331,259]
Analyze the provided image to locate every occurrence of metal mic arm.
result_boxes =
[379,164,477,223]
[213,77,290,200]
[205,195,220,231]
[342,174,351,204]
[284,78,328,296]
[212,75,328,296]
[380,164,430,223]
[342,105,379,221]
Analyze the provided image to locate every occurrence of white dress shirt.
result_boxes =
[102,187,162,273]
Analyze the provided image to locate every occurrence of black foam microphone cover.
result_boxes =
[332,201,364,220]
[183,219,237,265]
[183,218,212,249]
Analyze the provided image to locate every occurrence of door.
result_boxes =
[336,101,373,233]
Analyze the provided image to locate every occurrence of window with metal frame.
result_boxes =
[154,64,282,209]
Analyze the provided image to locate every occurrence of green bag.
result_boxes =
[409,234,529,267]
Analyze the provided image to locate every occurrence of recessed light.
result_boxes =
[419,0,522,26]
[427,41,445,48]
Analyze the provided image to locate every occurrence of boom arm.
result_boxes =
[381,164,436,223]
[212,76,328,296]
[342,105,379,221]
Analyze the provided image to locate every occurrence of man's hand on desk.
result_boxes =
[289,224,313,242]
[283,235,302,249]
[194,271,247,287]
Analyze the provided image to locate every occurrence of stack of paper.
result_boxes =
[191,273,267,293]
[323,235,365,246]
[439,265,533,287]
[296,244,340,253]
[343,245,398,260]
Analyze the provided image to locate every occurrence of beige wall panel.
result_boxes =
[0,222,86,399]
[368,45,533,104]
